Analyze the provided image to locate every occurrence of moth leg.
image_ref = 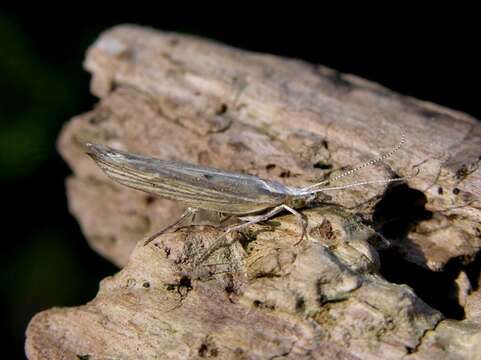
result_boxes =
[197,205,287,265]
[280,205,308,245]
[144,207,198,246]
[237,214,260,222]
[241,205,307,244]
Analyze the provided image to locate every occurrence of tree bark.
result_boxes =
[26,25,481,359]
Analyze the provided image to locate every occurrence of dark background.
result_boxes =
[0,6,479,358]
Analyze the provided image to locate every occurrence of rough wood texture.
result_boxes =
[26,25,481,359]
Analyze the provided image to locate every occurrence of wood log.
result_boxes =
[26,25,481,359]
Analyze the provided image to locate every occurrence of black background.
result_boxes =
[0,6,479,358]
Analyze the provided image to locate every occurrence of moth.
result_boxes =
[86,131,410,263]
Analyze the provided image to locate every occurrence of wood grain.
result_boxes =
[26,25,481,359]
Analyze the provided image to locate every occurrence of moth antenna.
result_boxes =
[303,127,406,191]
[309,168,419,193]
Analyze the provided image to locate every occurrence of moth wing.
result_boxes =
[87,144,287,214]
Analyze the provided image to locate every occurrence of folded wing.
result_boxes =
[86,144,288,215]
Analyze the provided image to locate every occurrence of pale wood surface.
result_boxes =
[26,25,481,359]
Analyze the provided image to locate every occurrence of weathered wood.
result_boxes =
[26,25,481,359]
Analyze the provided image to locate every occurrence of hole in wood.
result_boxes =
[373,183,470,319]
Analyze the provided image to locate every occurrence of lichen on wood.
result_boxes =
[26,25,481,359]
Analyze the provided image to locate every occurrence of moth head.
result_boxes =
[313,191,332,203]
